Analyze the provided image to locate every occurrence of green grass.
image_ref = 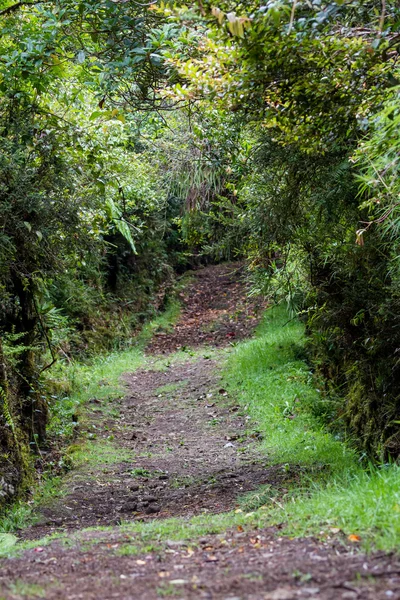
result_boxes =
[0,504,32,535]
[6,581,46,598]
[46,345,146,440]
[154,381,188,396]
[156,583,183,597]
[0,476,64,537]
[45,291,187,442]
[135,297,182,348]
[223,305,400,552]
[68,439,134,468]
[0,505,262,558]
[268,464,400,552]
[225,306,357,475]
[5,462,400,557]
[2,301,400,557]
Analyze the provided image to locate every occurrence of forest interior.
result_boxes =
[1,0,400,598]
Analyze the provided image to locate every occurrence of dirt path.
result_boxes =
[147,262,264,353]
[0,264,399,599]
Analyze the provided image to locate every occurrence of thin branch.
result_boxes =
[32,295,57,374]
[379,0,386,34]
[288,0,297,35]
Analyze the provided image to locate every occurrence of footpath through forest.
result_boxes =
[0,264,399,599]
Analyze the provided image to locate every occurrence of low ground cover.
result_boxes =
[225,306,400,552]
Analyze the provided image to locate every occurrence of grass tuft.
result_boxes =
[225,306,357,475]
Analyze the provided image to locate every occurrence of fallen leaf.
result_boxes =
[250,537,261,547]
[250,537,259,544]
[329,527,341,534]
[136,559,146,565]
[348,534,361,542]
[205,554,218,562]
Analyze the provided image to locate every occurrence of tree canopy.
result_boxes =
[1,0,400,503]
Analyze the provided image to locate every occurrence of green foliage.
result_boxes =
[46,346,144,442]
[173,1,396,149]
[272,464,400,553]
[2,0,400,515]
[0,533,17,553]
[224,309,400,553]
[163,0,400,458]
[0,475,63,535]
[0,0,192,501]
[355,84,400,241]
[0,503,33,536]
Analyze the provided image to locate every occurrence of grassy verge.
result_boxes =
[225,306,358,475]
[0,347,147,540]
[224,305,400,552]
[47,290,189,441]
[0,478,63,538]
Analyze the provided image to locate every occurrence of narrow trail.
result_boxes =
[0,264,399,599]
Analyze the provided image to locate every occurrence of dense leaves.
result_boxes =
[0,0,188,501]
[2,0,400,505]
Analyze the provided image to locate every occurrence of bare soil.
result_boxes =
[146,263,265,353]
[0,263,399,600]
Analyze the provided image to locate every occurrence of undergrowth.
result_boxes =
[0,476,63,542]
[46,295,184,441]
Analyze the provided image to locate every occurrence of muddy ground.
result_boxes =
[0,264,399,600]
